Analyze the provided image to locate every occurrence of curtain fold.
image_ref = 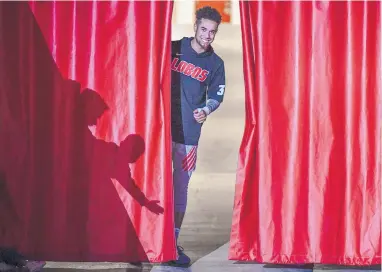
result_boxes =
[229,1,381,265]
[0,1,176,262]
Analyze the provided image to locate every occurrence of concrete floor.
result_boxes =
[41,24,381,272]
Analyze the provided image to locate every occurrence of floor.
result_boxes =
[43,243,381,272]
[38,24,380,272]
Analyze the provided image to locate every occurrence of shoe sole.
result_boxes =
[159,261,191,268]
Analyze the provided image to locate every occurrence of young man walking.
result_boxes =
[170,6,226,266]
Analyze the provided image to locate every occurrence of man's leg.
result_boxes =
[174,211,186,238]
[171,142,198,265]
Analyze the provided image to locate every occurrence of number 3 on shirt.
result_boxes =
[217,85,226,95]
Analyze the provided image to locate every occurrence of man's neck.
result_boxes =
[191,38,206,54]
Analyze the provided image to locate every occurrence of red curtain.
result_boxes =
[0,1,176,262]
[230,1,381,265]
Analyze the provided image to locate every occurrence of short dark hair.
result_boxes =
[195,6,222,25]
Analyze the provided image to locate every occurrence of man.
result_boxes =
[170,6,226,266]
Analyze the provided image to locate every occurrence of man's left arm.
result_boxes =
[195,62,226,122]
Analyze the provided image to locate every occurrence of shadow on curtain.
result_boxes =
[0,1,175,262]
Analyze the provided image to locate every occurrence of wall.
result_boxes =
[173,0,241,25]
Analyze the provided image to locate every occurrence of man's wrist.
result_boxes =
[201,106,210,115]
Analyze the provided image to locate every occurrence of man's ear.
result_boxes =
[194,22,197,32]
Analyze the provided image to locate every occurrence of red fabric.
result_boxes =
[0,1,176,262]
[229,1,381,265]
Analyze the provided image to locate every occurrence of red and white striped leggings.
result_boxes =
[172,141,198,212]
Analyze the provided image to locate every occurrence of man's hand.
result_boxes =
[193,109,207,123]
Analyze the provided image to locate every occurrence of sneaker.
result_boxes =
[170,246,191,266]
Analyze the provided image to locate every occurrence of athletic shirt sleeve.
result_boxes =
[207,61,226,103]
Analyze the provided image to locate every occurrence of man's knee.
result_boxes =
[173,169,191,193]
[173,169,192,212]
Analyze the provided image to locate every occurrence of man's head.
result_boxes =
[193,6,222,51]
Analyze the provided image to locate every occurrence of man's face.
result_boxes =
[194,18,218,51]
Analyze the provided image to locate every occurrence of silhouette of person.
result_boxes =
[63,80,164,261]
[115,133,165,214]
[72,84,163,212]
[0,1,163,262]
